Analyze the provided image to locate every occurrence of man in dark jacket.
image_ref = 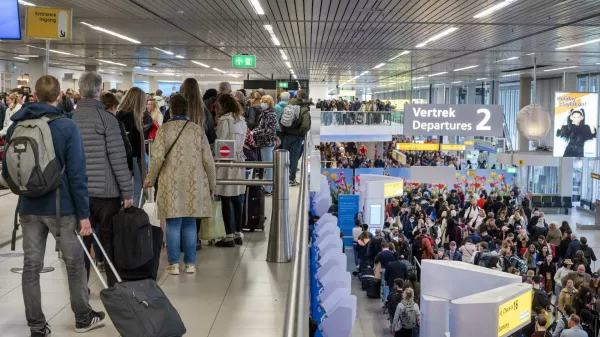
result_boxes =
[73,72,134,285]
[385,259,409,294]
[374,242,395,269]
[558,231,573,261]
[366,228,386,262]
[567,233,581,259]
[2,75,106,336]
[280,89,311,185]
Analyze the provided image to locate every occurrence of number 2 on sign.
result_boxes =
[476,108,491,131]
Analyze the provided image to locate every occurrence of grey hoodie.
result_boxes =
[154,95,165,108]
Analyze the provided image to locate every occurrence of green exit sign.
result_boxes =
[505,167,518,174]
[232,55,256,68]
[278,81,288,88]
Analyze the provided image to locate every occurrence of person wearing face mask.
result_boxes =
[253,95,279,195]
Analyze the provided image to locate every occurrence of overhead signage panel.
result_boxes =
[497,290,532,337]
[25,7,72,40]
[396,143,439,151]
[440,144,466,151]
[232,55,256,68]
[404,104,504,137]
[383,181,404,198]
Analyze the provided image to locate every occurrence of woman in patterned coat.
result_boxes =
[145,94,216,275]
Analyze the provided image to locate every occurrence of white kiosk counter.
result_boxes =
[358,174,404,228]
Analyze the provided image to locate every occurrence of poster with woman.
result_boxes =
[554,92,598,157]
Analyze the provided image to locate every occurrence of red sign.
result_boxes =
[219,145,231,157]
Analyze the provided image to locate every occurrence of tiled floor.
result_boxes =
[349,207,600,337]
[0,184,299,337]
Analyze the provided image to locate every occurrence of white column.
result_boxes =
[466,84,476,104]
[437,86,445,104]
[28,58,45,88]
[309,83,329,102]
[118,71,134,90]
[149,76,158,93]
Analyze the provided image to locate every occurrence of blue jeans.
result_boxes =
[133,157,143,208]
[282,134,303,181]
[260,146,274,193]
[166,217,197,264]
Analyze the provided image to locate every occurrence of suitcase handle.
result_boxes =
[74,230,123,288]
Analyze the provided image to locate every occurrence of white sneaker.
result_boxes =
[185,264,196,274]
[166,264,180,275]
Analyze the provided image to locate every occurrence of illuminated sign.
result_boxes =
[464,140,474,145]
[384,181,404,198]
[505,167,518,174]
[497,290,532,337]
[592,172,600,180]
[440,144,466,151]
[391,150,406,164]
[396,143,439,151]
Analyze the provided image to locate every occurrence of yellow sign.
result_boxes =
[384,181,404,198]
[518,159,524,167]
[440,144,466,151]
[396,143,439,151]
[497,290,532,337]
[464,140,474,145]
[26,7,72,40]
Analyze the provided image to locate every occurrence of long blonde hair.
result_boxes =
[147,98,161,123]
[7,92,19,110]
[118,87,146,129]
[180,78,205,127]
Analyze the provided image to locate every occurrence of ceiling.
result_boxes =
[2,0,600,90]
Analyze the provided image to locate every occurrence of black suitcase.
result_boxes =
[77,231,186,337]
[112,207,154,270]
[243,186,266,231]
[361,273,375,290]
[365,277,381,299]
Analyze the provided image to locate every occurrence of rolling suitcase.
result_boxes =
[242,186,266,232]
[77,231,186,337]
[364,276,381,299]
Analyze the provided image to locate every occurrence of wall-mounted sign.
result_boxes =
[518,159,524,166]
[497,290,532,337]
[384,181,404,198]
[505,167,518,174]
[232,55,256,68]
[591,172,600,180]
[440,144,466,151]
[25,7,72,40]
[278,81,288,88]
[464,140,474,145]
[553,92,598,158]
[396,143,439,151]
[404,104,504,137]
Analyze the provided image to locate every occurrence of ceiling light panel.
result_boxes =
[18,0,35,5]
[473,0,518,19]
[80,22,141,44]
[556,38,600,50]
[175,55,185,59]
[542,66,578,72]
[373,63,386,69]
[428,72,448,77]
[97,59,127,66]
[249,0,265,15]
[191,61,210,68]
[389,51,410,61]
[453,65,479,71]
[416,27,458,48]
[494,57,519,62]
[153,47,174,55]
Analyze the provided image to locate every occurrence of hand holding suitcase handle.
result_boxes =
[74,229,122,288]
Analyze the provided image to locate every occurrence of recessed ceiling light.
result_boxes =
[452,81,462,84]
[526,53,535,55]
[18,0,35,5]
[556,38,600,50]
[542,66,578,72]
[97,59,127,66]
[412,76,424,80]
[134,66,141,69]
[153,47,174,55]
[389,51,411,61]
[17,54,38,58]
[264,24,273,31]
[495,56,519,62]
[249,0,265,15]
[416,27,458,48]
[80,22,141,44]
[501,73,521,77]
[285,61,292,68]
[476,78,488,80]
[272,37,281,46]
[27,45,80,57]
[212,68,226,73]
[13,57,28,61]
[373,63,386,69]
[228,73,240,78]
[175,55,185,59]
[279,49,288,60]
[453,65,479,71]
[428,71,448,77]
[473,0,518,19]
[144,68,158,73]
[361,71,369,75]
[191,60,210,68]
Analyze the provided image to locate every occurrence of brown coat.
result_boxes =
[146,120,216,219]
[558,287,578,313]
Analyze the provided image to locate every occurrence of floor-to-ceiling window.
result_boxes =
[133,81,150,93]
[498,82,520,151]
[576,74,600,203]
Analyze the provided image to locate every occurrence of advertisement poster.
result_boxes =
[554,92,598,157]
[338,195,360,247]
[321,169,354,203]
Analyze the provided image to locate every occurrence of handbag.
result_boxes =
[199,200,226,241]
[156,121,189,178]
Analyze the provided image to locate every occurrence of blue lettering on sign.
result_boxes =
[338,195,360,247]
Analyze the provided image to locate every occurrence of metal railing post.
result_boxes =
[266,149,292,263]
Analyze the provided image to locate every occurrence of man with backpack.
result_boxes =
[279,89,311,186]
[2,75,106,336]
[72,72,134,286]
[552,305,577,337]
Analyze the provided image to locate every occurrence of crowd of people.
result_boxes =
[0,74,311,336]
[353,182,597,337]
[317,98,395,126]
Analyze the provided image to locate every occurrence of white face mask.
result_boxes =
[261,103,269,109]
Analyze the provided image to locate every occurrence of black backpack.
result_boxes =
[412,237,422,259]
[532,288,549,309]
[112,207,155,270]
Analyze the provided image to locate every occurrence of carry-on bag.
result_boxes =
[76,231,186,337]
[199,200,226,241]
[242,185,266,231]
[112,206,154,270]
[364,277,381,299]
